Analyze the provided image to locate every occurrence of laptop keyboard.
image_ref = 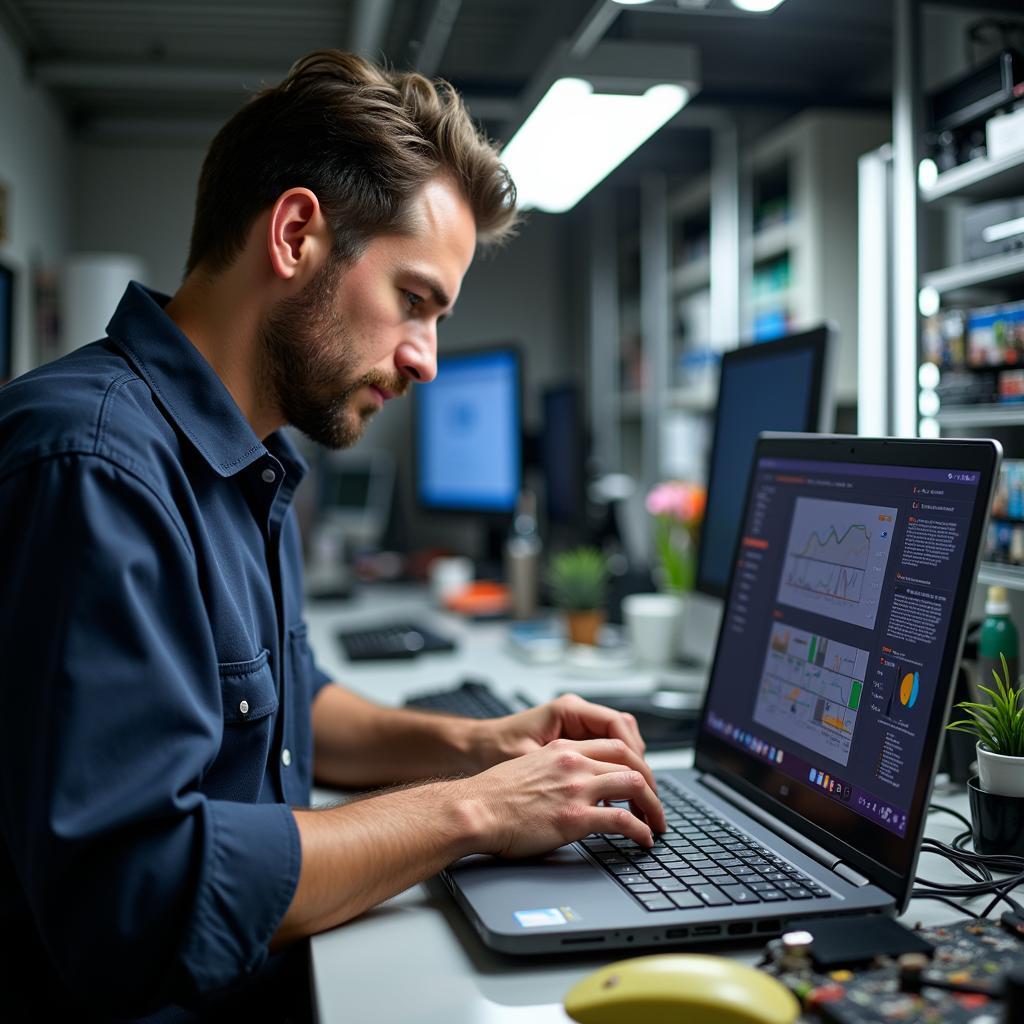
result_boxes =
[580,779,831,913]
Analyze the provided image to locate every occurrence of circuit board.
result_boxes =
[767,919,1022,1023]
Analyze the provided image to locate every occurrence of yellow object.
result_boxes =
[563,953,801,1024]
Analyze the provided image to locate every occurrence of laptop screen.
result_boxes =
[697,438,997,888]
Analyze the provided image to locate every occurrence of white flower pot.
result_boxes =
[976,742,1024,798]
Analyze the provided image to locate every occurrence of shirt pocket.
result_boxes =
[206,650,279,802]
[220,649,278,723]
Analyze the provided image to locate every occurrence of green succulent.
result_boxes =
[547,547,609,612]
[947,652,1024,757]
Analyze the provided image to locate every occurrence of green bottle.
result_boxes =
[979,585,1019,693]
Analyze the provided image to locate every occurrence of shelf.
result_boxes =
[667,382,716,413]
[922,250,1024,296]
[977,562,1024,592]
[921,149,1024,204]
[671,256,711,295]
[751,220,795,263]
[937,404,1024,428]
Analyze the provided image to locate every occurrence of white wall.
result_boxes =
[71,140,208,295]
[0,30,72,374]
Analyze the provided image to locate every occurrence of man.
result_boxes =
[0,51,663,1020]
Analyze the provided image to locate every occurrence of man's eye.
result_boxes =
[404,290,424,310]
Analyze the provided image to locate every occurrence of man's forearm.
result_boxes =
[275,727,665,949]
[311,683,487,787]
[271,779,483,946]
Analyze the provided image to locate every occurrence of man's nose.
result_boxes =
[395,329,437,384]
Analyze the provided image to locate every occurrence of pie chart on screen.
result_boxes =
[899,671,919,709]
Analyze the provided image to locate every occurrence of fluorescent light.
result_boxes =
[918,285,941,318]
[918,158,938,190]
[731,0,787,11]
[502,78,688,213]
[611,0,657,4]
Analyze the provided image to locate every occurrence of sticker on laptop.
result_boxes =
[513,906,580,928]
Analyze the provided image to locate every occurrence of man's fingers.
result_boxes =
[564,738,658,792]
[589,771,664,832]
[553,694,647,757]
[603,709,646,757]
[580,804,654,848]
[563,742,666,834]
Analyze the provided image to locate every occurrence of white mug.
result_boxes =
[429,556,474,603]
[622,592,684,667]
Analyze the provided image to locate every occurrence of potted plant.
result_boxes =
[947,652,1024,797]
[547,547,609,646]
[947,652,1024,854]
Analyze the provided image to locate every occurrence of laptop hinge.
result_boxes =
[833,862,871,887]
[700,775,841,871]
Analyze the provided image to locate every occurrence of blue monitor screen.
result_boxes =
[415,348,521,513]
[697,327,831,597]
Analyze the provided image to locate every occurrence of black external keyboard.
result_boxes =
[405,679,517,718]
[580,778,831,913]
[337,621,456,661]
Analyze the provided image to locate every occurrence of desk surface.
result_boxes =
[304,586,997,1024]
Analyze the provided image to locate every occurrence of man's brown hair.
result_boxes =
[186,50,518,275]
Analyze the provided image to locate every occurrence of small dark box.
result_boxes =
[802,915,934,969]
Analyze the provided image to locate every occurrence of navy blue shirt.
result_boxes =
[0,283,332,1018]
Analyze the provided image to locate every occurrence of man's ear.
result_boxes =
[267,188,331,283]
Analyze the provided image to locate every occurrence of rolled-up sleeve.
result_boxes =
[0,453,300,1015]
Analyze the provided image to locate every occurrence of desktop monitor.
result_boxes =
[316,449,395,548]
[414,345,522,515]
[540,383,586,531]
[306,450,395,598]
[696,325,835,600]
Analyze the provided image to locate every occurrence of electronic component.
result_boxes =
[763,918,1024,1023]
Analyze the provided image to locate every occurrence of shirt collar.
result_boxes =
[105,281,308,482]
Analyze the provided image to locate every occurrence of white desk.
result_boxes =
[305,587,998,1024]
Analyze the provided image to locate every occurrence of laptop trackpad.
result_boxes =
[448,844,639,934]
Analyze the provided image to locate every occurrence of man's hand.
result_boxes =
[453,736,666,858]
[470,692,647,768]
[276,733,665,946]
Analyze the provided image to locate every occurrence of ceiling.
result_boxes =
[0,0,1020,169]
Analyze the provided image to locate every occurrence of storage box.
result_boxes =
[963,199,1024,262]
[986,105,1024,161]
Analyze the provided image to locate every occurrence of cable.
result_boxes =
[912,803,1024,919]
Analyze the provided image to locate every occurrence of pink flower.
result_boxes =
[646,481,706,527]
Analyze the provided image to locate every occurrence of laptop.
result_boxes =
[443,434,1001,954]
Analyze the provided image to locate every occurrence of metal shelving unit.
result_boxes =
[977,562,1024,592]
[936,405,1024,429]
[908,3,1024,595]
[922,250,1024,297]
[920,148,1024,205]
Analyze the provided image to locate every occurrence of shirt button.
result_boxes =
[239,700,249,715]
[281,748,292,767]
[261,467,276,484]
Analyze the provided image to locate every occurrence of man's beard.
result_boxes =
[258,256,406,449]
